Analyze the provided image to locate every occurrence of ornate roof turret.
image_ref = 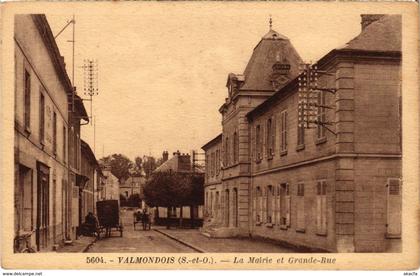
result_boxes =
[239,20,303,92]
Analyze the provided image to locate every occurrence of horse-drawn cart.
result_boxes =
[96,200,123,238]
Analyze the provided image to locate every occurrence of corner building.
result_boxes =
[202,15,401,252]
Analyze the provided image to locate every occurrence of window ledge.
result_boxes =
[296,228,306,233]
[255,222,262,226]
[280,150,288,156]
[385,234,401,239]
[265,223,274,228]
[316,232,328,237]
[279,225,288,230]
[315,137,327,145]
[296,144,305,151]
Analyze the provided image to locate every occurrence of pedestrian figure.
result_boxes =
[142,209,151,230]
[134,209,143,230]
[79,212,99,237]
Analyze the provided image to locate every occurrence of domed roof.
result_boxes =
[240,28,303,91]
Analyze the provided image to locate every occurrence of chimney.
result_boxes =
[162,151,169,162]
[361,14,385,30]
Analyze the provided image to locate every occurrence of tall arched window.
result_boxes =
[233,188,238,227]
[233,131,239,164]
[267,185,273,223]
[225,136,229,166]
[225,189,230,227]
[255,187,262,224]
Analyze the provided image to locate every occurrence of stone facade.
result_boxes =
[14,14,90,252]
[202,15,401,252]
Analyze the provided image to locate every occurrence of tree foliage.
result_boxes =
[132,156,143,176]
[143,156,164,179]
[100,154,134,183]
[143,172,204,208]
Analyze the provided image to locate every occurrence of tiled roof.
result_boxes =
[246,15,401,120]
[340,15,401,52]
[240,29,303,91]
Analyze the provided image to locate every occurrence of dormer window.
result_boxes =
[228,83,234,96]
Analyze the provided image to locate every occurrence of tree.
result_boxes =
[143,171,204,228]
[132,156,143,176]
[143,156,157,179]
[100,154,134,183]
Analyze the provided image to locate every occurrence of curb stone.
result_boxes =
[153,229,205,253]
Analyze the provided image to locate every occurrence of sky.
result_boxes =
[46,3,362,161]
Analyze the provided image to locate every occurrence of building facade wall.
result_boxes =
[14,15,70,251]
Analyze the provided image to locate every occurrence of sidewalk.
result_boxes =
[153,226,297,253]
[56,236,96,253]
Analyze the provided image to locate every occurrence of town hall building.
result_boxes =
[202,14,401,252]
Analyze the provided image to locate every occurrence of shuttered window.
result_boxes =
[280,183,290,227]
[280,111,288,153]
[296,183,305,232]
[24,70,31,129]
[266,117,276,158]
[266,185,273,223]
[256,125,262,161]
[53,112,57,155]
[39,91,45,143]
[63,126,67,164]
[255,187,262,225]
[386,178,401,238]
[316,180,327,235]
[275,186,281,226]
[233,131,239,164]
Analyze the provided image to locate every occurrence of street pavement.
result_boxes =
[87,209,196,253]
[86,209,297,253]
[155,227,296,253]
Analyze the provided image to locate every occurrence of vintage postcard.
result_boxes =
[1,1,419,270]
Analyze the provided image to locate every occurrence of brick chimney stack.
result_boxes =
[361,14,384,30]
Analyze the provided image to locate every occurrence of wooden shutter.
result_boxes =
[321,192,327,234]
[285,111,288,149]
[271,187,275,223]
[316,181,327,235]
[271,116,276,156]
[316,182,322,233]
[286,194,291,227]
[253,189,257,222]
[277,186,281,225]
[262,187,266,223]
[386,178,402,237]
[296,183,305,231]
[252,126,257,162]
[261,124,265,160]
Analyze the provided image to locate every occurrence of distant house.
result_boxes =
[119,175,146,207]
[101,166,120,202]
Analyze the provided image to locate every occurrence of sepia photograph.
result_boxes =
[2,1,419,270]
